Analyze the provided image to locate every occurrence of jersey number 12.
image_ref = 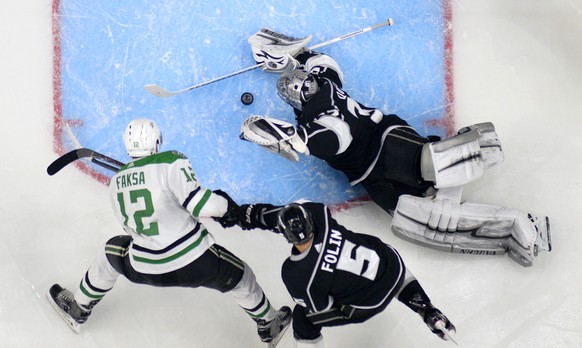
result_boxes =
[116,189,159,236]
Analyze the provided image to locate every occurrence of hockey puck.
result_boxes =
[241,92,254,105]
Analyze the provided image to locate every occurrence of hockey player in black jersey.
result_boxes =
[239,201,456,347]
[240,28,551,267]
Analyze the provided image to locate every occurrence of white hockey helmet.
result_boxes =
[276,70,318,110]
[123,118,162,158]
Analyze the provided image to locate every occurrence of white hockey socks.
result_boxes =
[229,263,277,322]
[74,247,120,307]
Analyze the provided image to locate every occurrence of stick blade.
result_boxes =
[144,84,176,98]
[47,148,93,175]
[47,148,124,175]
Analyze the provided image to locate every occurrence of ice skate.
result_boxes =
[257,306,292,347]
[423,305,457,342]
[46,284,92,333]
[406,292,457,342]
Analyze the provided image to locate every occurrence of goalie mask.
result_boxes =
[276,204,315,245]
[276,70,318,110]
[123,118,162,158]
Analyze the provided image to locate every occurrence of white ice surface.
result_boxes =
[1,1,582,347]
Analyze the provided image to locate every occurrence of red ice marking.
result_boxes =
[51,0,110,186]
[52,0,63,155]
[443,0,456,137]
[422,0,455,138]
[331,196,372,213]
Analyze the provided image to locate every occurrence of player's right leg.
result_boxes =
[396,271,456,341]
[47,236,123,333]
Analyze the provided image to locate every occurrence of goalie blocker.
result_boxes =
[248,28,312,73]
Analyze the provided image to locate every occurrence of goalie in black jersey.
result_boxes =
[240,28,551,267]
[239,201,456,347]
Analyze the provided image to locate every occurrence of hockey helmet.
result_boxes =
[123,118,162,158]
[276,70,318,110]
[276,203,315,245]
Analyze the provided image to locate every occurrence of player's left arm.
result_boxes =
[167,156,238,222]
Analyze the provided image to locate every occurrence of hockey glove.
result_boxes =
[248,28,312,73]
[240,115,308,162]
[212,190,245,228]
[240,204,276,231]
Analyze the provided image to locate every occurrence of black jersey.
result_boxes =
[278,202,405,313]
[293,51,410,184]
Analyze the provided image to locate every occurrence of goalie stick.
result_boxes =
[47,148,125,175]
[144,18,394,98]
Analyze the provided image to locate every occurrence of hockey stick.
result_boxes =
[47,148,125,175]
[144,18,394,98]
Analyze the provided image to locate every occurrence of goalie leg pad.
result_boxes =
[391,195,550,266]
[458,122,504,169]
[420,128,485,188]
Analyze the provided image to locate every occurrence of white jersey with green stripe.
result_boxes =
[108,150,229,274]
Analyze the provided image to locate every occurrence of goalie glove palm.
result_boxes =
[240,115,307,161]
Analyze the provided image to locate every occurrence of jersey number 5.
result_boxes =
[116,189,159,236]
[336,240,380,281]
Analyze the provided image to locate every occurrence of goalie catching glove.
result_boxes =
[248,28,312,73]
[240,115,308,162]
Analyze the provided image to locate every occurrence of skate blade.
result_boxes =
[534,216,552,256]
[435,321,458,346]
[46,290,81,334]
[266,320,291,348]
[545,216,552,252]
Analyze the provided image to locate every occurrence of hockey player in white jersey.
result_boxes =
[240,28,551,267]
[47,118,291,347]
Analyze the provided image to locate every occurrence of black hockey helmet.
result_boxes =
[276,203,315,245]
